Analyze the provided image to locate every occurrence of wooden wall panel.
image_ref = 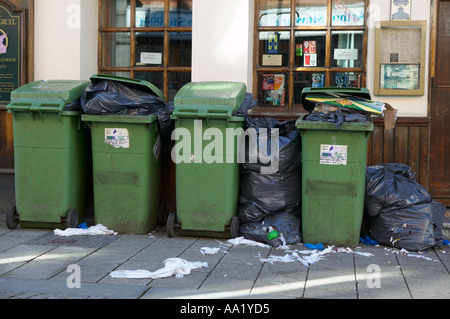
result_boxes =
[367,117,430,190]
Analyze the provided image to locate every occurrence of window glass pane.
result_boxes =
[169,72,191,101]
[136,0,165,27]
[169,0,192,27]
[135,32,164,67]
[294,31,326,67]
[169,32,192,67]
[100,0,129,27]
[331,30,364,67]
[259,31,290,68]
[101,32,130,67]
[259,0,291,26]
[331,72,362,87]
[257,73,289,107]
[295,0,327,26]
[101,71,131,78]
[135,71,164,92]
[294,72,326,106]
[332,0,365,26]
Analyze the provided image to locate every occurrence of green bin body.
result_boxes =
[296,87,374,247]
[81,75,164,234]
[170,82,246,237]
[6,80,90,229]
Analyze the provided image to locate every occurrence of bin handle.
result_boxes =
[172,109,199,118]
[172,108,230,119]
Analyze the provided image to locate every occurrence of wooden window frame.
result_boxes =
[97,0,192,101]
[252,0,368,111]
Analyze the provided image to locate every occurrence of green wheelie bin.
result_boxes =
[296,87,375,247]
[81,75,164,235]
[167,81,246,238]
[6,80,90,229]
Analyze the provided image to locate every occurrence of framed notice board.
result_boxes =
[374,20,426,96]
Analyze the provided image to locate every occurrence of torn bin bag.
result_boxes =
[365,163,445,251]
[368,200,445,251]
[238,206,301,247]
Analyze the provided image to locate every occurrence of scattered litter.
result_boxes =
[360,236,379,246]
[109,258,208,279]
[227,236,270,248]
[200,247,221,255]
[304,243,324,250]
[54,224,118,236]
[407,254,433,261]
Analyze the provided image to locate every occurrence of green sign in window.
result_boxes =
[0,5,21,104]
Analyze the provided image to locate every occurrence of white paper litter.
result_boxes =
[54,224,118,236]
[109,258,208,279]
[200,247,221,255]
[407,254,434,261]
[228,236,270,248]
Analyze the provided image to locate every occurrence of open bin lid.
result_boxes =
[7,80,90,113]
[301,87,372,113]
[89,74,166,102]
[173,81,247,118]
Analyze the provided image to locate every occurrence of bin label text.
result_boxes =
[320,144,347,165]
[105,128,130,149]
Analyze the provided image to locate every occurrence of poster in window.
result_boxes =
[0,5,21,104]
[273,74,285,106]
[380,64,419,90]
[267,33,279,54]
[312,74,324,88]
[303,41,317,66]
[391,0,411,21]
[262,74,274,90]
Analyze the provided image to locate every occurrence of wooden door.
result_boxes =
[430,0,450,206]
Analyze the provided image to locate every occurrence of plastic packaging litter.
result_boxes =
[54,224,118,236]
[109,258,208,279]
[304,243,325,250]
[364,163,446,251]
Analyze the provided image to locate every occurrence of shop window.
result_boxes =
[99,0,192,101]
[254,0,367,110]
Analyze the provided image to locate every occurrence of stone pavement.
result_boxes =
[1,213,450,301]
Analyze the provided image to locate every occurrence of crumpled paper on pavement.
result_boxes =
[109,258,208,279]
[54,224,118,236]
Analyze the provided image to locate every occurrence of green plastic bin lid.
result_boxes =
[173,81,247,118]
[301,87,372,112]
[89,74,166,102]
[7,80,90,113]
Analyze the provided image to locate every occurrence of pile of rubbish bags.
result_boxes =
[237,117,302,247]
[364,163,445,251]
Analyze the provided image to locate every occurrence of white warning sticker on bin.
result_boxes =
[320,144,347,165]
[105,128,130,149]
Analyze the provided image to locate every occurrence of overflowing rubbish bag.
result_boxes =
[80,77,173,137]
[305,104,370,128]
[364,163,445,251]
[237,117,302,247]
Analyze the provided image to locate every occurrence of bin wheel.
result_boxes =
[166,212,176,238]
[230,216,239,239]
[6,204,19,230]
[66,209,79,229]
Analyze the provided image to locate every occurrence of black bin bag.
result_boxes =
[80,79,172,137]
[237,117,302,246]
[364,163,445,251]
